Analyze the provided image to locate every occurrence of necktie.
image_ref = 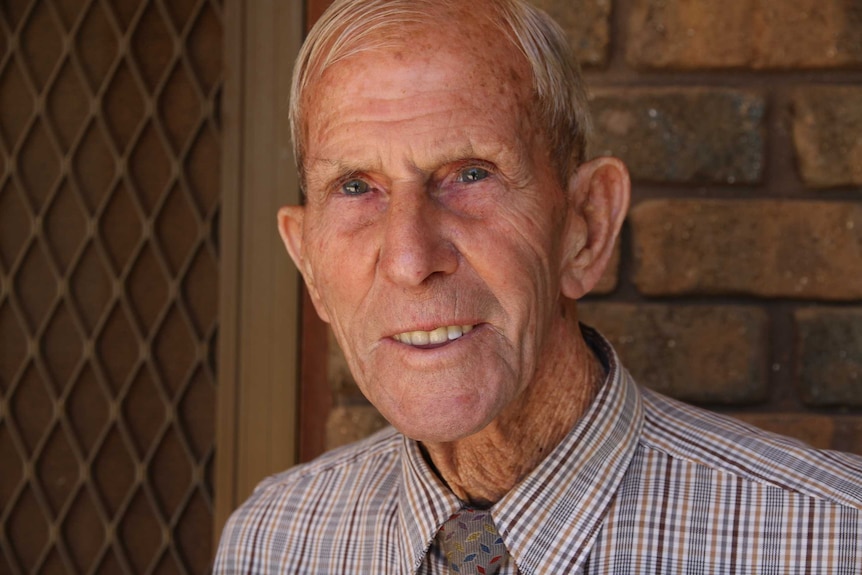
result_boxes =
[435,508,513,574]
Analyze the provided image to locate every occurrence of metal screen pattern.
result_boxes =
[0,0,222,572]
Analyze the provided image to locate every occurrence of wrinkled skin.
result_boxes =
[280,9,629,504]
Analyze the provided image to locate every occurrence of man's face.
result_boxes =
[285,23,576,442]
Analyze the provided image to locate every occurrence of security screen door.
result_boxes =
[0,0,222,572]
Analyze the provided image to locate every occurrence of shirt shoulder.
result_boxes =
[213,426,404,574]
[256,425,402,491]
[639,387,862,510]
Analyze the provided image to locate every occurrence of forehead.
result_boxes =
[301,15,536,163]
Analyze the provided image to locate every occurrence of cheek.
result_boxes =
[303,238,359,331]
[306,209,376,288]
[303,217,383,354]
[477,206,562,293]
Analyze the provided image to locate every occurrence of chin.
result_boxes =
[361,361,516,443]
[386,406,494,444]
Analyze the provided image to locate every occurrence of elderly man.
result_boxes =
[215,0,862,573]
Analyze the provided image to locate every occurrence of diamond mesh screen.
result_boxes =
[0,0,222,572]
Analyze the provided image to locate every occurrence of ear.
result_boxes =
[277,205,331,323]
[559,157,630,300]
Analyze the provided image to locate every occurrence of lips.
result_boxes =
[392,324,475,346]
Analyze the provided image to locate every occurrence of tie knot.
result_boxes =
[435,508,512,574]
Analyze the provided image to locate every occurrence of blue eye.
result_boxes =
[457,166,490,183]
[342,179,369,195]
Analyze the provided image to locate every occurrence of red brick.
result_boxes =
[528,0,611,67]
[732,413,835,450]
[325,405,388,450]
[792,87,862,188]
[631,200,862,299]
[795,308,862,407]
[833,417,862,456]
[578,303,768,404]
[589,89,764,184]
[627,0,862,69]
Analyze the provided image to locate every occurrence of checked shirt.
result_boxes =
[214,329,862,574]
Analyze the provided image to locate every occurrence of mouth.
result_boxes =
[392,324,475,347]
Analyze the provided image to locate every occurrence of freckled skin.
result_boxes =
[279,6,630,505]
[299,28,560,433]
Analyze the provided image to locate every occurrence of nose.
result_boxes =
[378,189,458,287]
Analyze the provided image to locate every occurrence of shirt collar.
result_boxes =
[493,327,644,574]
[398,433,462,573]
[396,327,644,574]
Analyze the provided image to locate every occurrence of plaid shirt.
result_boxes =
[214,331,862,574]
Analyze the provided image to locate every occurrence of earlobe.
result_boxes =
[559,157,631,299]
[277,206,331,323]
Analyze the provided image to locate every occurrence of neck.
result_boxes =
[420,302,604,507]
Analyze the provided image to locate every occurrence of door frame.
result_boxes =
[215,0,304,542]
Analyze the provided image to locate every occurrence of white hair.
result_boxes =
[289,0,592,186]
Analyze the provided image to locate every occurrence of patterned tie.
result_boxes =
[435,508,513,574]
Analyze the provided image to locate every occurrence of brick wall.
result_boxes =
[303,0,862,457]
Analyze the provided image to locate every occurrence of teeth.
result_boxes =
[394,325,474,346]
[429,327,448,344]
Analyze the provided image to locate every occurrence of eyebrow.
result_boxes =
[304,157,376,190]
[306,141,486,181]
